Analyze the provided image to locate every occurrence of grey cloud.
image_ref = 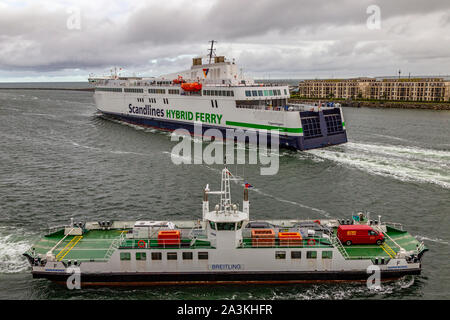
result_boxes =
[0,0,449,79]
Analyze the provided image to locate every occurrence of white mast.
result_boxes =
[220,167,232,212]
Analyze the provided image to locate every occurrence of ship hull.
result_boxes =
[33,268,420,287]
[99,111,348,151]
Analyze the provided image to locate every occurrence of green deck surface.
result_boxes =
[27,225,425,262]
[29,229,126,262]
[342,226,423,259]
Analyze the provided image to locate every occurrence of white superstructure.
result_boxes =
[89,42,348,150]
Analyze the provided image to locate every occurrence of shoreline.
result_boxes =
[289,98,450,110]
[0,87,94,92]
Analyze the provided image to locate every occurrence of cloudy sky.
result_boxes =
[0,0,449,82]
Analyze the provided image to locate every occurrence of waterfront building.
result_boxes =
[298,77,450,102]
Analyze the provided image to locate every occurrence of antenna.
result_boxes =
[208,40,217,64]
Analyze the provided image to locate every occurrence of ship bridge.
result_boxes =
[202,168,249,249]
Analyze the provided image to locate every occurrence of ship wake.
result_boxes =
[0,226,35,274]
[307,142,450,189]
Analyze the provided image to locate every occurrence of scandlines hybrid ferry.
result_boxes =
[24,168,427,287]
[88,42,347,150]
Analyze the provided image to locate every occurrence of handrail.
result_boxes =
[46,224,68,235]
[104,231,126,260]
[239,235,333,249]
[330,233,350,259]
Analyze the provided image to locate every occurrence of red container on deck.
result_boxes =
[157,230,181,246]
[278,232,302,246]
[251,229,275,247]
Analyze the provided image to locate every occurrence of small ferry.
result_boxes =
[88,42,347,150]
[24,168,427,287]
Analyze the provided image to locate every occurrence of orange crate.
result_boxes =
[278,232,302,246]
[157,230,181,246]
[251,229,275,247]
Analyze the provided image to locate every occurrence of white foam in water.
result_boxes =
[415,235,449,245]
[0,227,34,274]
[307,142,450,189]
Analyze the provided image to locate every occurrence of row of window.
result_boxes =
[203,90,234,97]
[168,89,180,95]
[120,251,209,261]
[124,88,144,93]
[149,88,166,94]
[136,97,170,104]
[245,89,287,97]
[120,250,332,261]
[276,251,333,260]
[96,87,122,92]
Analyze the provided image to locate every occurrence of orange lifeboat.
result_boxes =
[181,82,202,92]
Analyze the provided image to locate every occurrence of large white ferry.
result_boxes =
[89,42,347,150]
[25,168,426,286]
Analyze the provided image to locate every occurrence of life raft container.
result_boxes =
[181,82,202,92]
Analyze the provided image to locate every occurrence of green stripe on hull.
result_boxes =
[225,121,303,133]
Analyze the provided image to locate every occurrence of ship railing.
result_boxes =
[46,224,69,236]
[383,222,404,231]
[239,236,333,249]
[118,237,212,250]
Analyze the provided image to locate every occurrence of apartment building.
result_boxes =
[298,77,450,102]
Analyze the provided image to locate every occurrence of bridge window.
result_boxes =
[322,251,333,259]
[252,90,258,96]
[198,252,209,260]
[120,252,131,261]
[291,251,301,259]
[258,90,263,96]
[136,252,147,260]
[275,251,286,259]
[245,90,251,97]
[217,222,236,230]
[151,252,162,260]
[307,251,317,259]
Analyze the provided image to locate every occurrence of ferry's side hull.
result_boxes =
[32,268,421,286]
[99,111,348,151]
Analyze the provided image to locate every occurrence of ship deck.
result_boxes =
[26,225,424,263]
[29,229,126,262]
[342,226,421,259]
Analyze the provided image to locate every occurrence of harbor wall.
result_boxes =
[289,98,450,111]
